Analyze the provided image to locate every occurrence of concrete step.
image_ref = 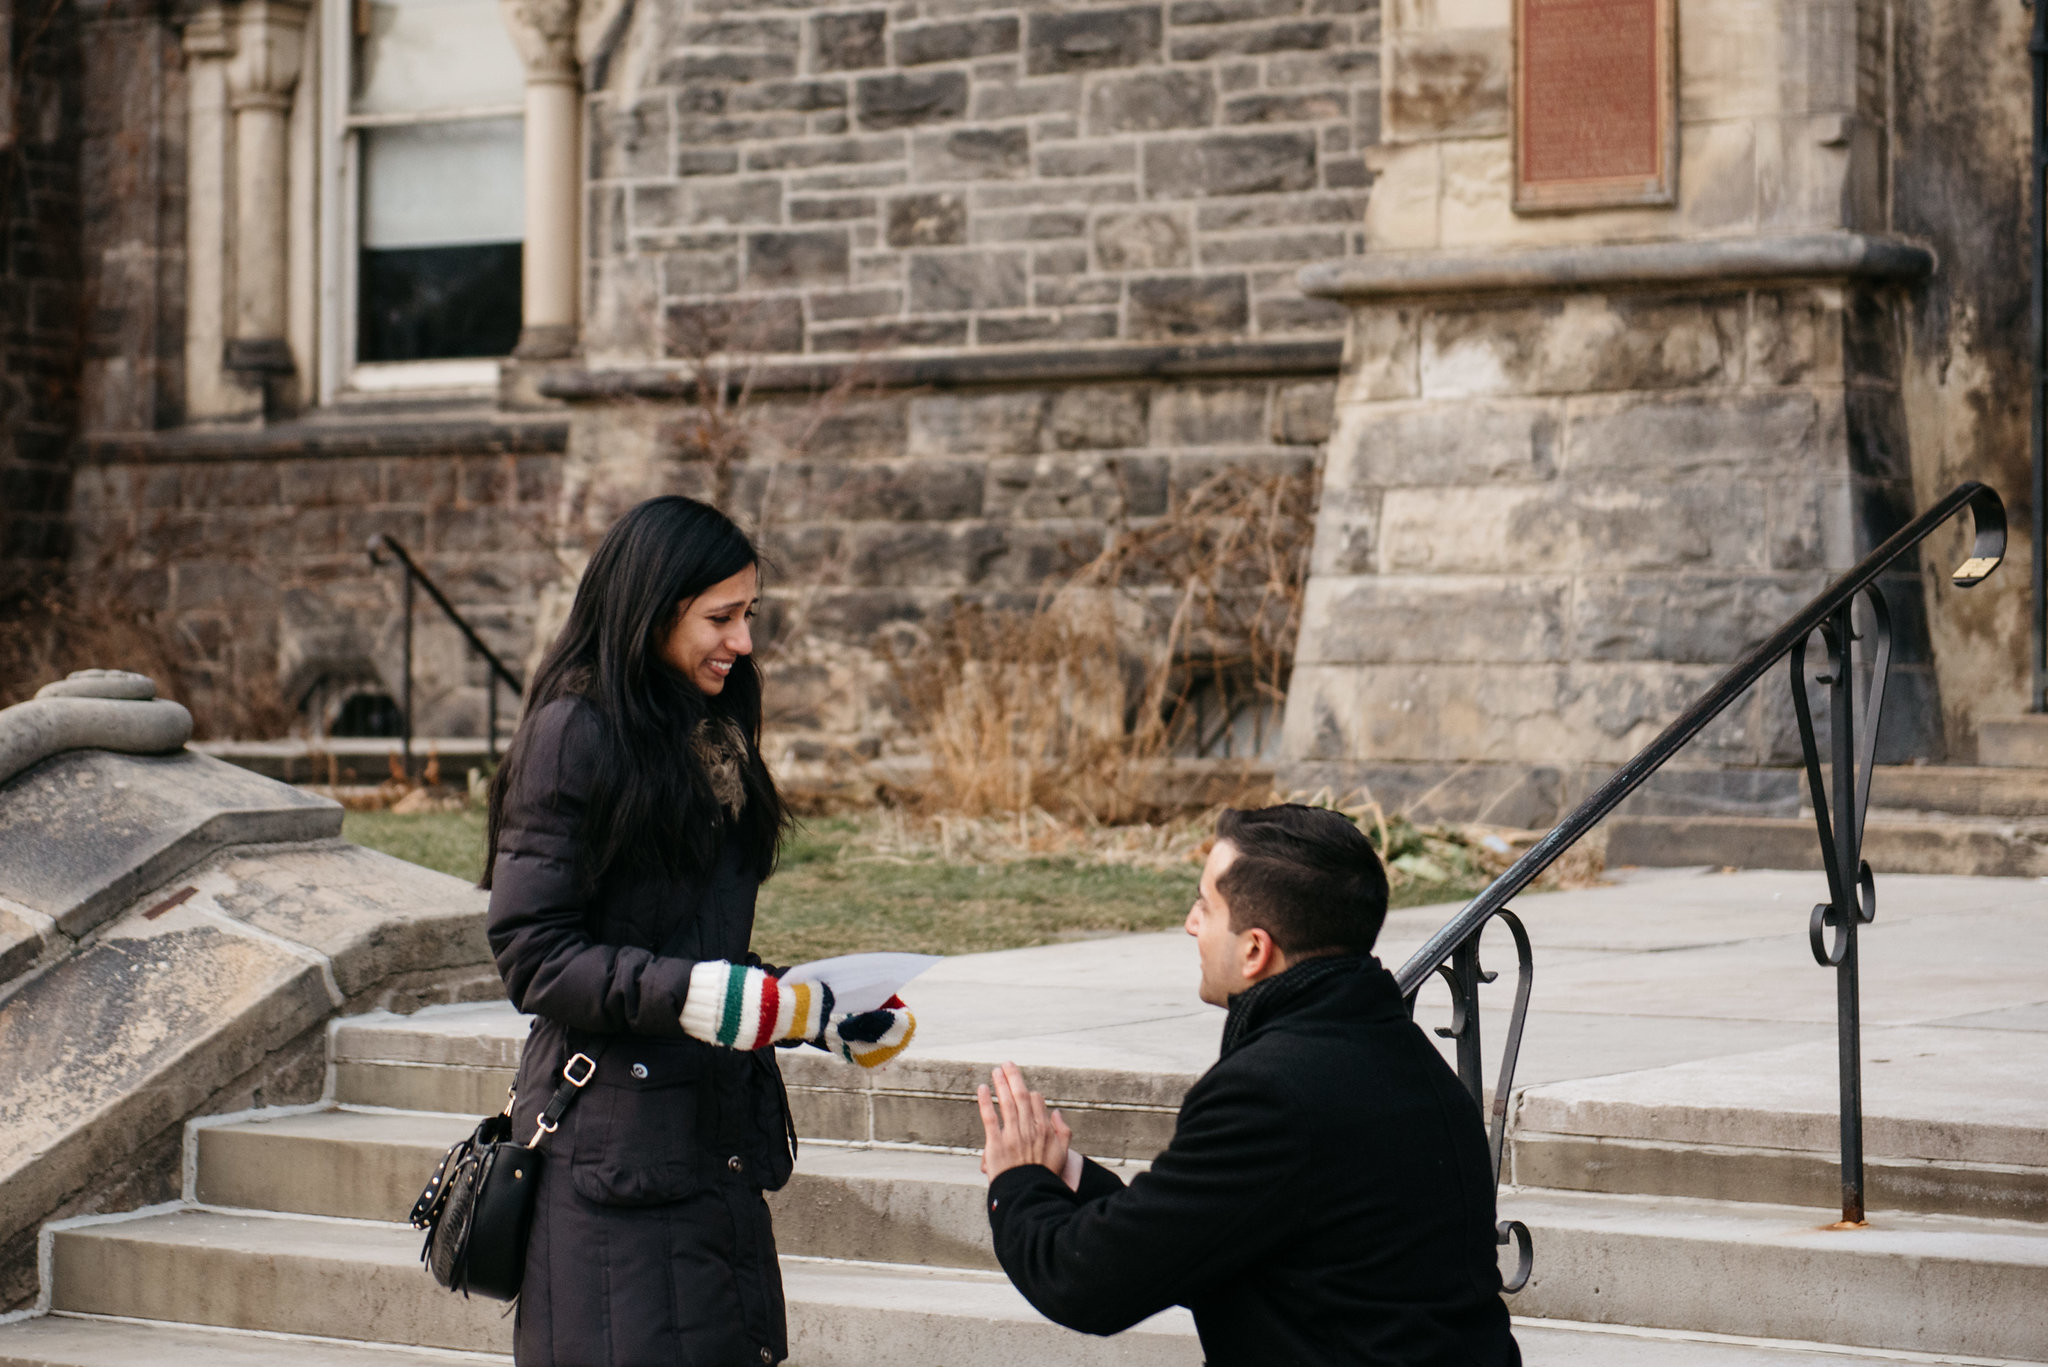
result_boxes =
[1869,764,2048,819]
[1508,1027,2048,1223]
[1512,1130,2048,1224]
[194,1108,476,1222]
[334,1004,1187,1159]
[1501,1187,2048,1360]
[41,1207,1195,1363]
[0,1316,508,1366]
[46,1202,2045,1366]
[0,1314,2024,1367]
[191,1107,1077,1271]
[1604,813,2048,877]
[1977,716,2048,768]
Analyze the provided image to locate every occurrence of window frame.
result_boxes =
[315,0,524,405]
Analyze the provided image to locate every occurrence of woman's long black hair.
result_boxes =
[482,496,789,889]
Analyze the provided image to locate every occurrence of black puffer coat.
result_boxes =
[488,696,796,1367]
[987,955,1520,1367]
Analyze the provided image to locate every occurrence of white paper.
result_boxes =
[780,952,941,1015]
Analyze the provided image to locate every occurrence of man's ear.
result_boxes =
[1241,926,1285,981]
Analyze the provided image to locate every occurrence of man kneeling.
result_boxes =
[977,804,1521,1367]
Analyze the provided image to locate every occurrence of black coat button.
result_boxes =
[630,1063,649,1080]
[758,1349,773,1364]
[728,1155,745,1174]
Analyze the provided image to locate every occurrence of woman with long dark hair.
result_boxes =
[484,496,913,1367]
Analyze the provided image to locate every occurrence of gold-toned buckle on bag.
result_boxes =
[563,1053,597,1087]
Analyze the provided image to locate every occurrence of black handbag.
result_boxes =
[410,1047,602,1300]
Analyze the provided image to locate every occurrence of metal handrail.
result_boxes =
[366,533,526,774]
[1395,480,2006,1287]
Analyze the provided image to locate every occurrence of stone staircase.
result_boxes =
[1608,718,2048,876]
[3,995,2042,1366]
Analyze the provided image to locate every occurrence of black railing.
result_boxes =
[366,534,525,776]
[1398,481,2008,1292]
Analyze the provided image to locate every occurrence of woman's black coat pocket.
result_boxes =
[568,1051,706,1207]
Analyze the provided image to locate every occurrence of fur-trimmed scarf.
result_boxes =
[691,716,751,818]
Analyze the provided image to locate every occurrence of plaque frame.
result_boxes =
[1512,0,1678,214]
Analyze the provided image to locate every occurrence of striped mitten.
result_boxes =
[822,995,916,1070]
[681,962,833,1050]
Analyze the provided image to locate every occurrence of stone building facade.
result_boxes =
[4,0,2039,809]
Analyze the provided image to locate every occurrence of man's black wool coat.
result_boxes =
[986,954,1521,1367]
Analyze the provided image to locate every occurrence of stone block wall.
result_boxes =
[1283,273,1937,825]
[67,420,567,741]
[551,367,1335,765]
[582,0,1378,360]
[0,0,82,587]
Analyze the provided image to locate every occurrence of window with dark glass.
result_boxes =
[351,0,524,362]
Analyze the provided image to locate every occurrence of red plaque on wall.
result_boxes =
[1513,0,1676,212]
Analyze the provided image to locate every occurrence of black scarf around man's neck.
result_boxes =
[1219,952,1366,1057]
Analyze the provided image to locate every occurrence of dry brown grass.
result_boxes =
[891,462,1315,824]
[0,564,295,737]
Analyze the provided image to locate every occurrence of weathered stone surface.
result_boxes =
[1327,399,1559,488]
[1141,132,1317,197]
[1128,274,1249,337]
[1150,380,1268,444]
[1025,6,1163,74]
[1384,29,1509,140]
[911,127,1032,179]
[985,453,1168,518]
[770,459,987,521]
[744,229,851,286]
[0,694,192,790]
[1561,392,1833,477]
[909,250,1029,310]
[1569,574,1830,664]
[1421,294,1745,399]
[855,72,970,129]
[666,298,804,353]
[885,191,968,247]
[1047,386,1151,450]
[0,751,341,940]
[1093,211,1192,269]
[1271,378,1335,444]
[0,900,332,1277]
[810,10,888,70]
[206,843,490,999]
[1085,69,1217,133]
[907,391,1051,456]
[894,17,1020,66]
[1302,575,1572,664]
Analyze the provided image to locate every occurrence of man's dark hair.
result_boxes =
[1214,805,1389,958]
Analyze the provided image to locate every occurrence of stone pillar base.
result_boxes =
[223,337,295,372]
[513,324,578,360]
[1282,234,1946,793]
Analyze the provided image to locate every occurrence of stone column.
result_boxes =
[500,0,581,360]
[223,0,308,378]
[180,5,263,421]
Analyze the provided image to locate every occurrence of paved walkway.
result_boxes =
[905,866,2048,1157]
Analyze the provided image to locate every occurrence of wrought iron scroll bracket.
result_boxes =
[1787,582,1895,1226]
[1412,908,1534,1294]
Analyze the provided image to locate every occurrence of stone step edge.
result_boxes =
[9,1308,2038,1367]
[0,1313,511,1364]
[1501,1313,2046,1367]
[1511,1130,2048,1182]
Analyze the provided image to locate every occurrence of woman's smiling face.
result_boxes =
[662,563,759,695]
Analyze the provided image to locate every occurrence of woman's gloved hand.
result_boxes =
[681,961,833,1050]
[821,995,916,1069]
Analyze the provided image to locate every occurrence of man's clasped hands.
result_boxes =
[978,1060,1085,1192]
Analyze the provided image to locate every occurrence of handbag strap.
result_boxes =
[526,1042,608,1148]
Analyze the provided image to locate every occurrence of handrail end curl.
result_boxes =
[1950,482,2007,588]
